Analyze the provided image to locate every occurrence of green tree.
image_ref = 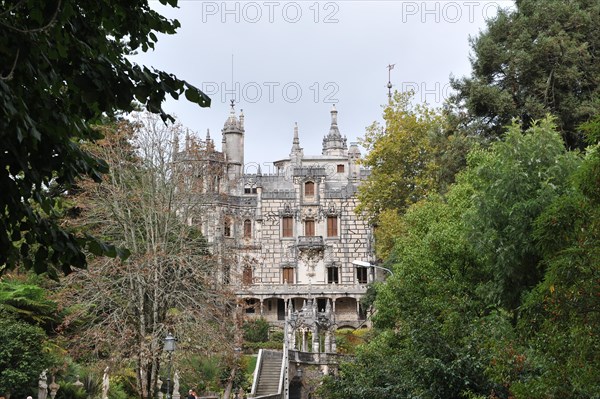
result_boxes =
[321,117,585,399]
[451,0,600,148]
[0,316,54,399]
[356,91,474,257]
[322,190,507,399]
[0,276,59,331]
[0,0,210,276]
[511,117,600,397]
[461,117,580,312]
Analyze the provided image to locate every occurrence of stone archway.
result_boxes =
[289,377,302,399]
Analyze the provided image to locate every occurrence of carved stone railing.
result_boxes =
[234,283,368,296]
[296,236,324,250]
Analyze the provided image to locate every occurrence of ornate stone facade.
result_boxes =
[174,104,375,328]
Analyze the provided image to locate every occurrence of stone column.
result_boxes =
[312,325,319,353]
[324,331,331,353]
[302,329,308,352]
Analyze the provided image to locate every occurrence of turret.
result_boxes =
[221,102,245,185]
[348,142,361,180]
[322,105,348,156]
[290,122,304,165]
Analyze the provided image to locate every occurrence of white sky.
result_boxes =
[134,0,514,168]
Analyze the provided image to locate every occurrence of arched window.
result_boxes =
[244,219,252,238]
[304,181,315,196]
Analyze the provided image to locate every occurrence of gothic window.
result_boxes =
[242,266,253,285]
[244,219,252,238]
[337,164,345,173]
[282,267,294,284]
[304,219,315,236]
[282,216,294,237]
[224,218,232,237]
[327,216,338,237]
[356,266,368,284]
[304,181,315,197]
[327,266,339,284]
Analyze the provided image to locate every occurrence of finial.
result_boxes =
[230,99,235,112]
[239,109,244,130]
[206,128,211,140]
[330,105,338,126]
[293,122,299,142]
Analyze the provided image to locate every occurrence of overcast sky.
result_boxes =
[134,0,514,169]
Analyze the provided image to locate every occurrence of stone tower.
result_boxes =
[222,102,245,193]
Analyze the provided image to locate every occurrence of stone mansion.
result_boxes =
[173,104,375,328]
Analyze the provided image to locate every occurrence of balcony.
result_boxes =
[296,236,324,250]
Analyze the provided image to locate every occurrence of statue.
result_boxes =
[38,370,48,399]
[157,377,163,399]
[102,367,109,399]
[172,371,180,399]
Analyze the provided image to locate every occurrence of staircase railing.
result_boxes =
[250,349,264,397]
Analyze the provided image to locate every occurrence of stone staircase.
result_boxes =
[252,350,283,398]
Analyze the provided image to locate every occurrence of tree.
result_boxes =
[57,116,231,399]
[0,315,55,399]
[511,116,600,397]
[356,91,474,257]
[0,0,211,276]
[451,0,600,148]
[460,117,580,312]
[320,117,585,399]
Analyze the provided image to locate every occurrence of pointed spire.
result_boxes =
[322,105,347,155]
[239,109,244,130]
[173,132,179,154]
[257,165,262,176]
[206,129,214,152]
[290,122,302,154]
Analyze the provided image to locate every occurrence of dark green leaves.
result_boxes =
[0,0,210,275]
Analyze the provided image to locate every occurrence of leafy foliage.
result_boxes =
[0,316,54,398]
[0,276,59,328]
[0,0,210,276]
[460,117,580,311]
[242,318,270,343]
[451,0,600,148]
[357,92,475,257]
[321,117,595,399]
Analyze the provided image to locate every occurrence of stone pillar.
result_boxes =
[324,330,331,353]
[331,332,337,353]
[312,326,319,353]
[260,299,264,316]
[302,329,308,352]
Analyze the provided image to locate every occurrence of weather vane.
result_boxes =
[387,64,395,103]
